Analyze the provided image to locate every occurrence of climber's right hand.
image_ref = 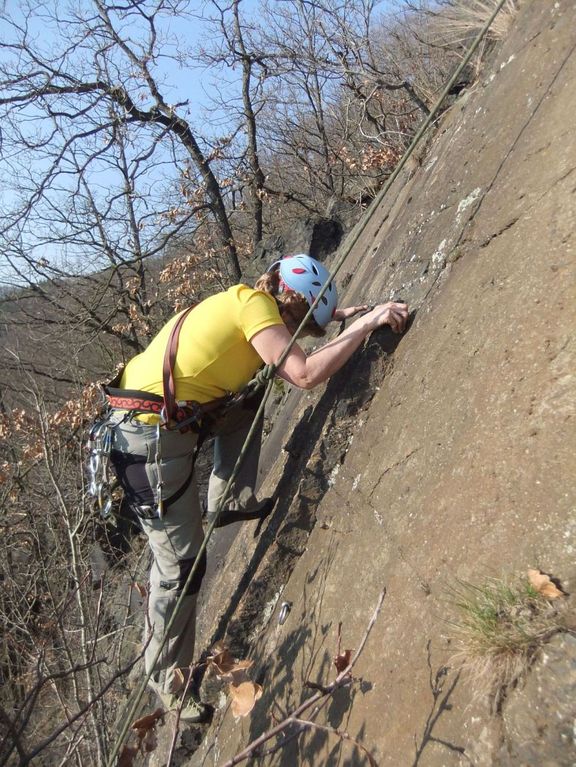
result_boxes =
[366,302,409,333]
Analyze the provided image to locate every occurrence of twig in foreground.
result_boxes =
[219,588,386,767]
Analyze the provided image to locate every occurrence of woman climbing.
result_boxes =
[104,253,408,721]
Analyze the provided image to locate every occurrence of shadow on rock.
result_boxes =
[412,641,467,766]
[200,323,411,687]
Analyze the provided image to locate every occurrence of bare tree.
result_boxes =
[0,0,252,396]
[0,374,145,766]
[201,0,269,251]
[236,0,458,211]
[0,0,242,300]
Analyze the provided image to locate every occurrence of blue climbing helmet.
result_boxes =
[269,254,338,328]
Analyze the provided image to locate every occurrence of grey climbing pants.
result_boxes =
[109,407,263,694]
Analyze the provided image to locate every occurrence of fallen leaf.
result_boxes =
[228,666,256,688]
[207,646,236,675]
[118,745,139,767]
[168,667,186,694]
[207,645,253,679]
[528,569,564,599]
[131,708,164,734]
[133,582,147,599]
[334,650,352,673]
[229,680,263,717]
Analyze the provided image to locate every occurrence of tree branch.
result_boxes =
[220,589,386,767]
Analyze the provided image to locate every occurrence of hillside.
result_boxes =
[148,1,576,765]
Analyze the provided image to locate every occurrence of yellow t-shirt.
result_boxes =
[120,285,283,404]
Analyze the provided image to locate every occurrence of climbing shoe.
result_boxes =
[207,497,276,528]
[156,689,213,723]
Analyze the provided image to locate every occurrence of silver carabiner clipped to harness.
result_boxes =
[86,416,116,519]
[154,420,164,519]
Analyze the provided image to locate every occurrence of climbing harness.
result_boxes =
[85,303,261,522]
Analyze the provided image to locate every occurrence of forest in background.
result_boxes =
[0,1,518,764]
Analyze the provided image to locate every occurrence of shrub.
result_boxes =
[447,573,568,707]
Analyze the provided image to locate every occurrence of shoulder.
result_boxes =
[228,284,277,309]
[228,284,283,340]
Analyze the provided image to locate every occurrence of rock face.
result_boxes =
[499,634,576,767]
[183,2,576,765]
[246,216,346,283]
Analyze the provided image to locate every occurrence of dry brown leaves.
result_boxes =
[118,708,164,766]
[229,680,264,718]
[338,143,400,172]
[527,569,565,599]
[333,649,352,674]
[132,582,147,601]
[207,643,263,718]
[168,667,187,695]
[157,239,224,312]
[0,377,116,501]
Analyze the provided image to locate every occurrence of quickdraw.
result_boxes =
[86,416,116,519]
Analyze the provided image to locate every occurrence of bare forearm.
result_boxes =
[251,302,408,390]
[295,318,373,387]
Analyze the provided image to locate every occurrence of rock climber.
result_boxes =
[104,253,408,721]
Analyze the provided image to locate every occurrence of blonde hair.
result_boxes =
[254,270,326,338]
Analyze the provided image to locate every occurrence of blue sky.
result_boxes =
[0,1,262,272]
[153,1,261,132]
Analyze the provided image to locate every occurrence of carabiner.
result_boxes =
[98,484,113,519]
[90,452,101,476]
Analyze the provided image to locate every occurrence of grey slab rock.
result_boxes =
[498,633,576,767]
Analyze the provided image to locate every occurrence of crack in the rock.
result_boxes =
[416,42,576,311]
[368,446,423,502]
[549,165,576,188]
[472,164,576,252]
[453,39,576,246]
[479,216,520,248]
